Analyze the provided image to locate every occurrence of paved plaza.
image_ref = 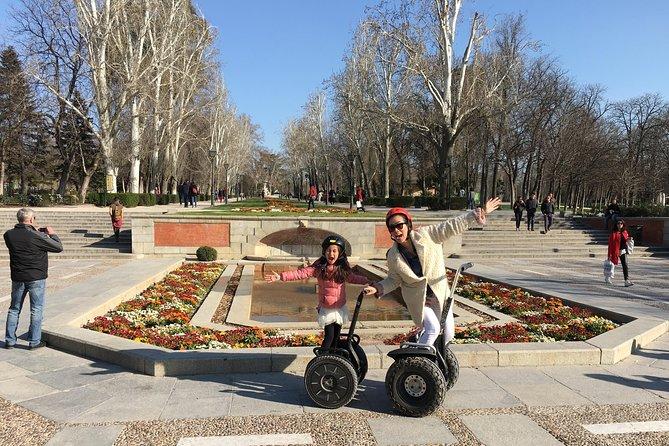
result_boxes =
[1,255,668,445]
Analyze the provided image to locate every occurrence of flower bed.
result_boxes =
[384,272,618,345]
[84,262,322,350]
[228,198,355,215]
[85,263,618,350]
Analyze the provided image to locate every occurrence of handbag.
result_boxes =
[626,238,635,255]
[355,200,362,208]
[603,259,615,279]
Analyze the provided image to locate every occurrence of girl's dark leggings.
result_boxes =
[620,253,629,280]
[514,211,523,229]
[322,323,342,349]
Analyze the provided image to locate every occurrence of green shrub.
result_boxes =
[0,194,28,206]
[137,193,157,206]
[413,196,467,210]
[196,246,218,261]
[63,194,79,205]
[385,196,414,207]
[620,205,669,217]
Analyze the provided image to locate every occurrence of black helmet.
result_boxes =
[321,235,346,255]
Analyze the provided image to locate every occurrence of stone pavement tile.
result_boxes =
[45,425,124,446]
[7,348,94,373]
[72,392,173,423]
[31,362,124,391]
[300,391,371,414]
[498,383,592,407]
[0,375,57,402]
[460,413,563,446]
[540,365,665,405]
[224,372,305,394]
[368,415,456,446]
[479,366,558,386]
[442,388,522,409]
[160,390,232,420]
[603,362,669,399]
[90,372,176,396]
[20,386,112,422]
[171,374,235,397]
[0,361,33,381]
[450,367,502,390]
[229,391,304,416]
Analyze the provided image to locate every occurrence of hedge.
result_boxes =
[619,205,669,217]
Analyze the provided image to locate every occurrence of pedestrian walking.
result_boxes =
[307,184,317,210]
[607,219,634,286]
[525,193,538,231]
[108,197,124,243]
[264,236,375,350]
[605,198,621,232]
[540,193,555,233]
[182,181,190,208]
[190,181,199,207]
[467,188,476,210]
[178,181,184,205]
[512,196,525,231]
[355,186,366,212]
[4,208,63,349]
[365,197,502,346]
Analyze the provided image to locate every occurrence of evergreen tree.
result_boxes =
[0,46,48,195]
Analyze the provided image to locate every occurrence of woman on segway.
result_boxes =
[264,235,376,350]
[366,198,501,345]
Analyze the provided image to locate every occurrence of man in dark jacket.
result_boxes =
[4,208,63,349]
[525,193,538,231]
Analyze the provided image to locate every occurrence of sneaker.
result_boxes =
[3,342,14,349]
[29,341,46,350]
[605,277,612,284]
[624,280,634,287]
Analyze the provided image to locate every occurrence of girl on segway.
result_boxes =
[366,198,501,346]
[265,235,376,350]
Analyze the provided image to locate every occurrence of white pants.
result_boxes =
[417,304,455,346]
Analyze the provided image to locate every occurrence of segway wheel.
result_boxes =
[352,342,368,382]
[385,357,446,417]
[338,338,368,382]
[304,355,358,409]
[444,347,459,391]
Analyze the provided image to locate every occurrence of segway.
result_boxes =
[384,262,473,417]
[304,291,368,409]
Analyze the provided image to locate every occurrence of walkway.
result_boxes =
[0,256,667,445]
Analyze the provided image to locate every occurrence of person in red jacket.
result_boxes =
[307,184,317,210]
[607,219,634,286]
[265,236,375,350]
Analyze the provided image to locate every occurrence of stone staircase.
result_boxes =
[0,209,134,259]
[452,215,669,260]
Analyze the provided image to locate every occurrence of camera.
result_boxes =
[38,227,48,233]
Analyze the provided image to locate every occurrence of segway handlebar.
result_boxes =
[347,291,365,343]
[444,262,474,316]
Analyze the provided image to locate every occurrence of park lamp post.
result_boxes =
[223,161,229,204]
[208,148,217,207]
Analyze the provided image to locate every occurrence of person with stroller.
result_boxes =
[512,196,525,231]
[607,219,634,287]
[264,236,375,350]
[365,198,501,346]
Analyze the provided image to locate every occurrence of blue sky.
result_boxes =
[1,0,667,151]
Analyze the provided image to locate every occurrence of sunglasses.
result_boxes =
[388,221,407,231]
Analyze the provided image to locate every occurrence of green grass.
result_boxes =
[181,198,385,218]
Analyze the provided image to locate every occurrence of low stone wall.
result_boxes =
[131,215,463,259]
[581,217,669,246]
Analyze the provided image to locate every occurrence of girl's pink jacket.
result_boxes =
[280,266,369,309]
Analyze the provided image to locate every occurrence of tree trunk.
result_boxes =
[79,154,101,203]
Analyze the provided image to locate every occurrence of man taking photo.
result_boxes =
[4,208,63,349]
